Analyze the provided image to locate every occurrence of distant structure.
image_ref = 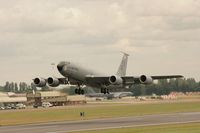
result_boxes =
[86,92,133,99]
[27,91,86,106]
[112,92,133,98]
[0,92,27,105]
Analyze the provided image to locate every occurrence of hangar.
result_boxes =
[27,91,86,106]
[27,91,68,106]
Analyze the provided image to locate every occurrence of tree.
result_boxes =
[4,81,10,92]
[41,86,50,91]
[132,85,142,96]
[0,86,5,91]
[14,83,18,92]
[9,82,14,92]
[31,83,37,91]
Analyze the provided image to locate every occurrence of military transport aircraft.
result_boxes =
[33,53,183,94]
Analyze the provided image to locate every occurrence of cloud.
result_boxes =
[0,0,199,84]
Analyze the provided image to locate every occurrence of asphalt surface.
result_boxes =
[1,112,200,133]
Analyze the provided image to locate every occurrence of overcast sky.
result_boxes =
[0,0,199,84]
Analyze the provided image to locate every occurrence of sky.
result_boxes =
[0,0,199,85]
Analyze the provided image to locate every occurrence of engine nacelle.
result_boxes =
[109,75,123,85]
[139,75,153,84]
[47,77,60,87]
[33,78,46,87]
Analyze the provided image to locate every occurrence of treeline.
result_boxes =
[0,78,199,96]
[131,78,200,96]
[0,81,54,93]
[0,82,37,93]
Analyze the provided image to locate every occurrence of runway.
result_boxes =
[1,112,200,133]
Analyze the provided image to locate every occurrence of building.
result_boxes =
[27,91,68,106]
[0,92,27,105]
[67,95,86,105]
[27,91,86,106]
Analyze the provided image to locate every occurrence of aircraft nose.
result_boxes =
[57,64,63,71]
[57,61,70,72]
[57,62,64,71]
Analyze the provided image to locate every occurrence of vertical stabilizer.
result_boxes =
[116,52,129,77]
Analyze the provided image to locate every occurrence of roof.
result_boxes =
[0,92,27,103]
[36,91,66,97]
[0,97,27,103]
[67,95,86,101]
[0,92,26,97]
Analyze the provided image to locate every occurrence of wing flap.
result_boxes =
[151,75,183,80]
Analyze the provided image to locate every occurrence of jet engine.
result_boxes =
[139,75,153,84]
[47,77,60,87]
[109,75,123,85]
[33,78,46,87]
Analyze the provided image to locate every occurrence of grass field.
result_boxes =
[73,122,200,133]
[1,101,200,126]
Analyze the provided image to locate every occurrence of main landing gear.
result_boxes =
[75,84,85,95]
[101,88,110,94]
[75,88,85,95]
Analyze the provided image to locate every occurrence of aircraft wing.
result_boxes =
[85,75,110,85]
[58,78,69,84]
[85,75,183,86]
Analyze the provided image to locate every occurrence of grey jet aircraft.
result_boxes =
[33,53,183,94]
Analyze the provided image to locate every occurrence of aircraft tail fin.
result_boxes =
[116,52,129,77]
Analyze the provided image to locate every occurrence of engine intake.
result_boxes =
[109,75,123,85]
[47,77,60,87]
[33,78,46,87]
[139,75,153,84]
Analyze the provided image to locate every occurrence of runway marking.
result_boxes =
[46,120,200,133]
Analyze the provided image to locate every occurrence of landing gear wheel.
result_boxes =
[104,89,107,94]
[75,89,79,94]
[106,89,110,94]
[75,88,85,95]
[101,88,109,94]
[101,88,104,93]
[81,89,84,95]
